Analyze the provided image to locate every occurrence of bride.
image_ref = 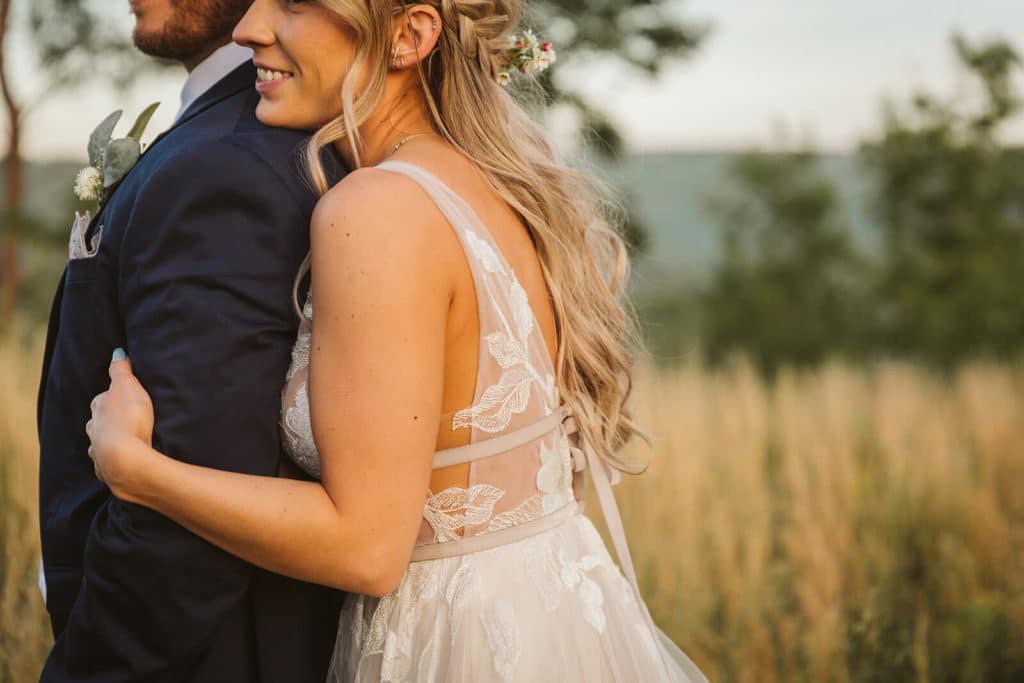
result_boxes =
[86,0,707,680]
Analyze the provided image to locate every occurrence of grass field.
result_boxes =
[2,333,1022,682]
[0,333,52,683]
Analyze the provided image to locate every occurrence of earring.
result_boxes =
[392,44,401,68]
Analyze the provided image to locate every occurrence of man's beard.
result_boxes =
[133,0,252,63]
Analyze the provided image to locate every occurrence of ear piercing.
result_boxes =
[392,19,439,69]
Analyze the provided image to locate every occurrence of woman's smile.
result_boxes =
[254,62,295,94]
[234,0,354,130]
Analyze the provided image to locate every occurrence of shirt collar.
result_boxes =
[175,42,254,123]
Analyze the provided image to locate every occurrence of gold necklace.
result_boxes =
[388,132,440,157]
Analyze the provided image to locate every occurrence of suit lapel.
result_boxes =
[43,62,259,423]
[145,61,257,158]
[84,62,257,239]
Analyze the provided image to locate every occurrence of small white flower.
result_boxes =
[74,166,103,202]
[497,30,556,85]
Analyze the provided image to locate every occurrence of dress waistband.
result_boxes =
[409,501,579,562]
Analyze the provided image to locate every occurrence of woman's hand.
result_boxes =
[86,348,155,501]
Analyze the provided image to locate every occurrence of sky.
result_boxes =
[4,0,1024,161]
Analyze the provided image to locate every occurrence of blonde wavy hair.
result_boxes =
[296,0,645,472]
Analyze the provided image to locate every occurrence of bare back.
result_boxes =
[393,147,560,495]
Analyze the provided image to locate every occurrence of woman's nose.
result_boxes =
[232,0,275,49]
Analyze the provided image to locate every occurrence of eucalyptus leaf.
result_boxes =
[103,138,142,189]
[88,110,123,168]
[126,102,161,141]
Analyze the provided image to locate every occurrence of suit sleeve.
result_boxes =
[47,140,314,679]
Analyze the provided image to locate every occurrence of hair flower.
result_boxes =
[497,29,557,87]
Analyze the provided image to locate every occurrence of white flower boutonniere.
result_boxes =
[74,102,160,208]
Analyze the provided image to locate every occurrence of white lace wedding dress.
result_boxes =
[280,161,708,682]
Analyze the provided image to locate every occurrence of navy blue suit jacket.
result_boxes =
[37,63,345,683]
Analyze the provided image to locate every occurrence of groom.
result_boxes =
[37,1,343,681]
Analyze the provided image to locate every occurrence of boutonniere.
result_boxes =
[74,102,160,208]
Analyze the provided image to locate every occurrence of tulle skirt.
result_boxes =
[329,514,707,682]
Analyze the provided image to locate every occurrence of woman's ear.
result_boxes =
[390,4,442,71]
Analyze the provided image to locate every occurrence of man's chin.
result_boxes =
[133,27,170,59]
[133,26,196,63]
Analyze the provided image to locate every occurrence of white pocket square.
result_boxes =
[68,211,102,261]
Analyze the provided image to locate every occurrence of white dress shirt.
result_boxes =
[38,41,255,608]
[175,42,254,122]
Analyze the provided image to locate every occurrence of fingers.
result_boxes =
[89,392,104,417]
[90,450,103,482]
[87,437,102,481]
[109,347,134,381]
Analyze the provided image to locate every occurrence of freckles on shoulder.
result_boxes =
[307,168,463,310]
[310,167,461,272]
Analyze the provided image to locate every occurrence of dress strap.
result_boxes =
[432,409,565,469]
[562,421,639,588]
[561,417,677,680]
[374,160,482,241]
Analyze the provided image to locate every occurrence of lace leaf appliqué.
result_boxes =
[481,601,521,682]
[508,279,534,342]
[558,549,607,633]
[486,494,544,532]
[536,434,573,514]
[464,229,505,274]
[452,233,542,434]
[423,484,506,542]
[486,332,527,369]
[452,367,533,433]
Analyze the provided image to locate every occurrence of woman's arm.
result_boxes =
[106,439,398,595]
[88,168,460,596]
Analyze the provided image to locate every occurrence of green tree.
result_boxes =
[861,34,1024,366]
[532,0,707,158]
[529,1,707,259]
[700,150,866,373]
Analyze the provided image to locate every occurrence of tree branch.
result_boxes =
[0,0,22,137]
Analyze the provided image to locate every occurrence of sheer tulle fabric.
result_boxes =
[279,161,707,682]
[332,515,705,683]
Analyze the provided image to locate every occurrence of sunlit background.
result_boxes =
[2,1,1023,681]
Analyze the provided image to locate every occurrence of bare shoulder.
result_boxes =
[310,166,461,290]
[314,167,445,248]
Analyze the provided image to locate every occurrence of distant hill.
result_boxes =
[5,153,881,293]
[600,152,879,292]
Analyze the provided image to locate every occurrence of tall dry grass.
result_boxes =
[609,360,1024,683]
[2,333,1023,681]
[0,332,51,683]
